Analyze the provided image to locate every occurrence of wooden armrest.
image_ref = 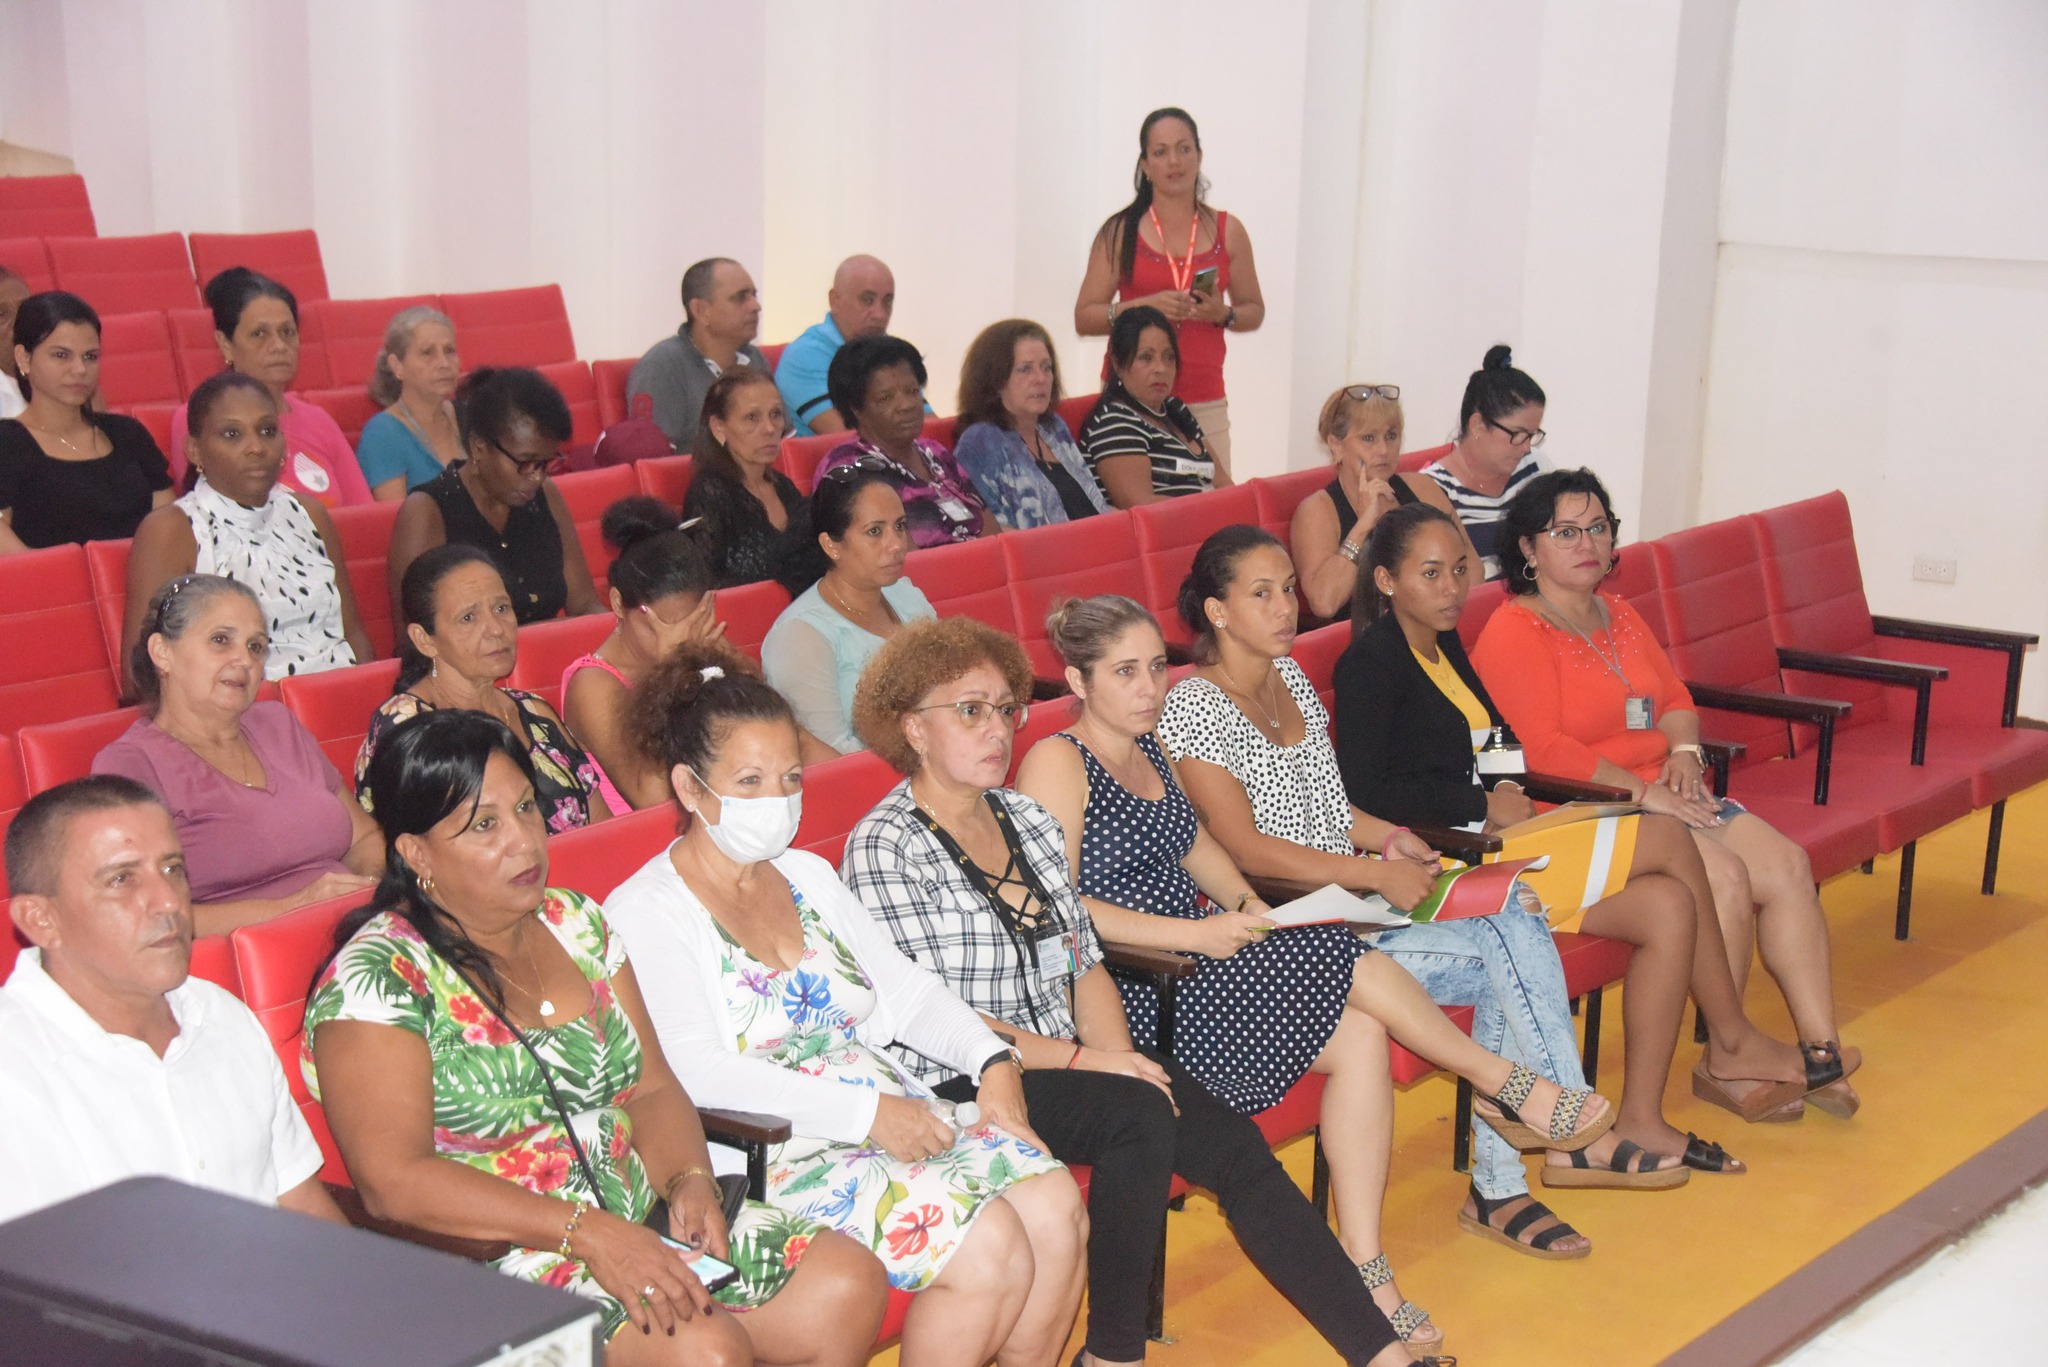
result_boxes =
[1411,822,1500,861]
[1699,741,1743,799]
[1777,648,1947,687]
[1101,941,1199,979]
[1871,615,2038,650]
[1686,682,1852,721]
[701,1107,794,1147]
[1517,772,1632,805]
[325,1183,512,1262]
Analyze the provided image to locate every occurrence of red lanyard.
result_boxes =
[1147,206,1199,293]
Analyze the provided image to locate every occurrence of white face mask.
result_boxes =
[691,769,802,864]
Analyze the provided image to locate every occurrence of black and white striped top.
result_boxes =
[1420,450,1549,579]
[1078,394,1215,499]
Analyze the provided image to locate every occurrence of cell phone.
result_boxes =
[1191,265,1220,297]
[662,1235,740,1293]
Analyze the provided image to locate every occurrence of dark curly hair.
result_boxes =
[1496,467,1621,595]
[628,643,794,781]
[826,333,926,429]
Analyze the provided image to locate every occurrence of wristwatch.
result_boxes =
[1671,744,1706,765]
[978,1046,1023,1079]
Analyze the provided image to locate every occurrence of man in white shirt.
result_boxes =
[0,775,342,1226]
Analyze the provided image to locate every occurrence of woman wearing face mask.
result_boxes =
[604,646,1087,1367]
[681,370,809,588]
[1078,306,1217,507]
[123,371,370,697]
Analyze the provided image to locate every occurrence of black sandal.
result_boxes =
[1683,1132,1746,1175]
[1540,1137,1689,1190]
[1455,1183,1590,1261]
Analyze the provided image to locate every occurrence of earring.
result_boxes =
[418,871,436,894]
[1521,563,1538,582]
[430,659,439,680]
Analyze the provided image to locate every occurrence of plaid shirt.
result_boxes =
[842,781,1104,1086]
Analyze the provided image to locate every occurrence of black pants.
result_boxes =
[936,1049,1398,1364]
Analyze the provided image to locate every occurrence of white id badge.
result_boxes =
[1034,931,1076,984]
[1171,455,1211,476]
[1625,696,1655,730]
[937,497,972,522]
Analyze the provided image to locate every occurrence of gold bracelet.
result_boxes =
[1233,890,1256,913]
[663,1166,715,1203]
[558,1198,588,1258]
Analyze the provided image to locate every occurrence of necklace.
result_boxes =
[825,576,896,631]
[507,922,557,1020]
[1218,659,1282,729]
[24,418,95,457]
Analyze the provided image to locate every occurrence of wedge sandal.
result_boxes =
[1691,1059,1809,1123]
[1803,1040,1862,1119]
[1358,1252,1444,1355]
[1474,1062,1614,1152]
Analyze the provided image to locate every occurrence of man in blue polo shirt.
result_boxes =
[776,254,896,436]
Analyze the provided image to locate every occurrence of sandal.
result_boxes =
[1682,1132,1746,1175]
[1803,1041,1863,1120]
[1358,1252,1444,1355]
[1540,1137,1690,1190]
[1691,1059,1809,1123]
[1455,1183,1591,1261]
[1474,1062,1613,1152]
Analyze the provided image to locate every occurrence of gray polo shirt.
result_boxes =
[625,326,767,449]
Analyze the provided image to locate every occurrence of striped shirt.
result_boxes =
[1421,450,1549,579]
[1078,394,1215,499]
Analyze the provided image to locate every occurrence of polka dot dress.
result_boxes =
[180,478,355,678]
[1060,731,1365,1115]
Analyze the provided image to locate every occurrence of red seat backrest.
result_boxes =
[1007,694,1082,785]
[0,734,26,902]
[552,465,639,602]
[94,310,182,407]
[537,360,602,447]
[1291,622,1350,723]
[635,455,694,510]
[186,230,330,305]
[777,431,846,495]
[0,237,55,293]
[0,544,122,736]
[442,285,575,369]
[506,614,613,712]
[187,934,241,994]
[592,358,636,430]
[717,580,794,664]
[302,294,439,398]
[918,415,958,449]
[905,538,1017,636]
[1456,578,1509,652]
[758,342,787,374]
[1132,484,1262,643]
[1053,393,1098,439]
[1603,541,1669,644]
[546,803,682,903]
[83,537,131,673]
[17,707,143,793]
[1253,467,1330,545]
[299,386,382,450]
[279,658,403,786]
[1648,521,1794,764]
[1397,442,1451,475]
[117,404,179,466]
[1004,511,1142,677]
[327,501,403,659]
[166,307,228,392]
[48,233,199,313]
[1748,493,1891,729]
[0,175,96,238]
[794,750,901,868]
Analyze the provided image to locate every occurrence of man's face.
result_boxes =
[691,263,761,346]
[828,261,895,340]
[14,804,193,997]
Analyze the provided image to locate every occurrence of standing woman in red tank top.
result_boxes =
[1076,107,1265,483]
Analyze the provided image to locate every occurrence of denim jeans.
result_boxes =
[1369,904,1584,1200]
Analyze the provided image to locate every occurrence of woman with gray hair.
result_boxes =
[357,306,462,500]
[92,573,381,934]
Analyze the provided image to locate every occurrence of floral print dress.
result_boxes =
[722,883,1059,1291]
[303,889,825,1339]
[354,689,606,832]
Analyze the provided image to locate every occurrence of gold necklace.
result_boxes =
[24,418,95,457]
[825,576,895,630]
[504,921,557,1020]
[1218,658,1282,729]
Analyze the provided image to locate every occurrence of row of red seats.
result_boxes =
[2,226,327,313]
[0,174,96,239]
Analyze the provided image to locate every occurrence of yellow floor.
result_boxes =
[868,784,2048,1367]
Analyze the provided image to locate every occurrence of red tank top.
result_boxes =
[1118,209,1231,404]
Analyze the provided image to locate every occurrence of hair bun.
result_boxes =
[601,495,680,555]
[1483,344,1515,371]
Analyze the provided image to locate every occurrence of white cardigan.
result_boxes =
[604,844,1010,1149]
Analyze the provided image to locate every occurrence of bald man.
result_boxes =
[776,254,898,436]
[0,775,343,1226]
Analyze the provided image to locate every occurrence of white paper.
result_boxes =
[1265,883,1412,931]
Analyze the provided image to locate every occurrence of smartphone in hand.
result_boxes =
[1191,265,1220,298]
[661,1235,741,1293]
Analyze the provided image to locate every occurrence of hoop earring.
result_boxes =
[1520,563,1538,582]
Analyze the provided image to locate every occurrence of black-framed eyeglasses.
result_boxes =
[914,699,1030,728]
[492,438,563,477]
[1483,414,1545,448]
[1344,384,1400,402]
[1539,518,1618,546]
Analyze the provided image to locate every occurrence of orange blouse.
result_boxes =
[1470,594,1693,783]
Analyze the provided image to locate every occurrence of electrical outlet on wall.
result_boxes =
[1912,556,1957,585]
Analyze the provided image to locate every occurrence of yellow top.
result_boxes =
[1412,645,1492,741]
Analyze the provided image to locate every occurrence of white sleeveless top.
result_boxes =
[178,478,355,678]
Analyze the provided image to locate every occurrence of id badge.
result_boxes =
[1034,930,1078,984]
[937,497,972,522]
[1625,696,1655,730]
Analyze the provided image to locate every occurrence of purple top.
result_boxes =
[92,701,352,905]
[815,434,987,548]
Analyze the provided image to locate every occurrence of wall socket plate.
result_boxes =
[1912,556,1957,585]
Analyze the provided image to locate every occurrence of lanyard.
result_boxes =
[911,793,1070,1034]
[1147,206,1200,294]
[1539,592,1640,694]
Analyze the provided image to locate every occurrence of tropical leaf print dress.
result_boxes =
[304,889,825,1338]
[723,885,1059,1291]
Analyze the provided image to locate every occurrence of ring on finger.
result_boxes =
[643,1284,657,1301]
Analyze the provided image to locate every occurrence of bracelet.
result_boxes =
[1232,890,1256,913]
[1223,305,1237,329]
[663,1167,714,1203]
[1107,301,1118,327]
[1337,539,1361,564]
[1671,744,1706,764]
[1066,1042,1084,1069]
[558,1198,588,1258]
[1381,825,1409,854]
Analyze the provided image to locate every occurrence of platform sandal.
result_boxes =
[1455,1183,1591,1261]
[1691,1059,1808,1123]
[1540,1137,1690,1190]
[1802,1040,1862,1119]
[1473,1062,1613,1152]
[1358,1252,1444,1355]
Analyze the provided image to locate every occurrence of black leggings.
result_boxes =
[937,1049,1398,1364]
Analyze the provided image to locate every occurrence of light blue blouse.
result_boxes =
[356,410,449,493]
[761,579,937,753]
[952,416,1109,530]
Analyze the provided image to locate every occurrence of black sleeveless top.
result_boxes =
[1327,473,1419,541]
[421,463,567,623]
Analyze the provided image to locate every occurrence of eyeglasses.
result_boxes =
[1483,414,1545,448]
[492,438,563,477]
[1344,384,1400,402]
[1539,518,1619,546]
[914,699,1030,728]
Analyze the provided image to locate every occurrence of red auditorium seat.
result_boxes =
[1397,442,1451,475]
[300,385,382,449]
[187,935,241,994]
[0,175,95,238]
[1752,492,2048,896]
[538,360,602,447]
[1004,511,1141,678]
[328,501,403,658]
[553,465,638,601]
[776,430,846,495]
[279,659,402,785]
[120,403,180,464]
[95,310,183,407]
[442,285,576,369]
[0,237,55,293]
[167,306,227,391]
[302,294,438,396]
[919,414,958,449]
[1053,393,1099,438]
[1290,622,1350,720]
[1133,484,1262,645]
[84,538,131,672]
[906,538,1019,636]
[1006,695,1081,783]
[0,734,25,904]
[546,804,683,901]
[186,230,330,304]
[506,614,612,712]
[793,750,901,867]
[635,454,694,509]
[17,707,142,793]
[1252,466,1330,544]
[592,357,636,429]
[758,342,786,374]
[0,545,123,735]
[47,233,199,313]
[717,580,794,664]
